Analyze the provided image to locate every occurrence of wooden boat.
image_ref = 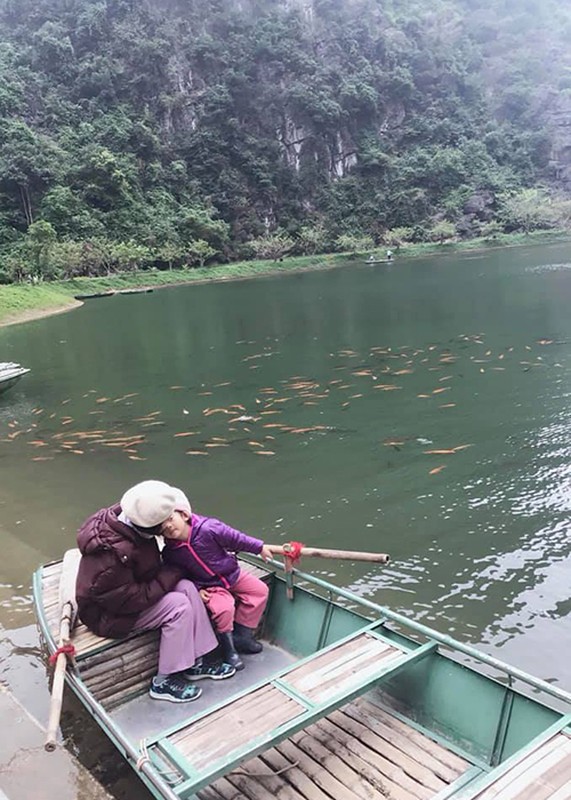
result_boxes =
[34,551,571,800]
[75,288,154,300]
[364,258,393,264]
[115,287,154,295]
[74,290,116,300]
[0,361,30,395]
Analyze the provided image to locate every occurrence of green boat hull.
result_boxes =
[33,555,571,800]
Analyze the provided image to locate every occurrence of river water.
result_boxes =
[1,242,570,796]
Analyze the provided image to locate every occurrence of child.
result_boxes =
[161,488,272,671]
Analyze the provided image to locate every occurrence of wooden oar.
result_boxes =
[267,544,390,599]
[45,548,81,752]
[267,545,390,563]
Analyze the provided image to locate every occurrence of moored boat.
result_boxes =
[0,361,30,395]
[33,551,571,800]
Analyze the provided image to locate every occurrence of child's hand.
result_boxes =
[260,545,273,562]
[199,588,211,602]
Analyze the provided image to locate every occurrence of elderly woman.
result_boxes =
[75,480,235,703]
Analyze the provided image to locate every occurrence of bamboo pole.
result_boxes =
[45,601,73,751]
[267,545,390,564]
[45,549,80,752]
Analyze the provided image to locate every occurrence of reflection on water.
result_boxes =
[1,241,571,796]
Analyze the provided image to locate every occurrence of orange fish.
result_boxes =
[429,465,446,475]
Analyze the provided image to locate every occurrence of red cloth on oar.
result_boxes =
[283,541,304,563]
[49,643,76,665]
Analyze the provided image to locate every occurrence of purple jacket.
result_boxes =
[162,513,263,589]
[75,504,182,637]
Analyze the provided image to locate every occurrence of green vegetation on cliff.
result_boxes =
[0,0,570,283]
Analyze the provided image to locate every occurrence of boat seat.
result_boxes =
[452,730,571,800]
[40,554,271,660]
[149,622,437,796]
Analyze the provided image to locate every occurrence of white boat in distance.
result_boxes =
[0,361,30,395]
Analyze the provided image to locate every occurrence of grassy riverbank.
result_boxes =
[1,230,569,328]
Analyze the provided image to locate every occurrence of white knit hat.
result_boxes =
[121,480,178,528]
[172,488,192,516]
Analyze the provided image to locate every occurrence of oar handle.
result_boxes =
[44,601,73,752]
[267,545,390,564]
[45,652,67,751]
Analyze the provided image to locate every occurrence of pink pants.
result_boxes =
[132,579,218,675]
[201,569,269,633]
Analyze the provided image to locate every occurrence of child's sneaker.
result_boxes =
[182,660,236,681]
[149,674,202,702]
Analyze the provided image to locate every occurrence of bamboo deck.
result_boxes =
[40,558,269,709]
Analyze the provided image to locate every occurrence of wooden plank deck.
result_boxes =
[168,633,404,767]
[197,697,470,800]
[157,633,437,795]
[456,731,571,800]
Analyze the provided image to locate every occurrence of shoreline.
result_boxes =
[0,299,84,329]
[0,258,343,329]
[1,231,570,329]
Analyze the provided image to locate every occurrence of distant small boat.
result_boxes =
[74,288,154,300]
[0,362,30,395]
[74,291,115,300]
[364,258,392,264]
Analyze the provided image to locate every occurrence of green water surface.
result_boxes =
[1,242,570,794]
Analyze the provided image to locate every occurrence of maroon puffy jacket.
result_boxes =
[75,504,182,638]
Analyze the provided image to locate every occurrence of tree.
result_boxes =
[185,240,217,268]
[297,224,328,255]
[383,227,415,248]
[0,121,63,227]
[335,233,374,254]
[498,189,570,233]
[25,220,57,279]
[249,231,294,261]
[155,241,185,270]
[480,221,503,241]
[428,220,456,243]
